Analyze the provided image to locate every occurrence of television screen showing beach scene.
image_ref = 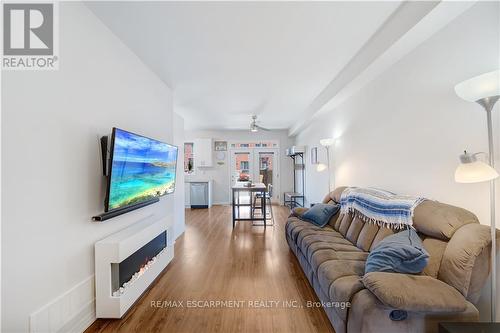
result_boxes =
[106,128,178,211]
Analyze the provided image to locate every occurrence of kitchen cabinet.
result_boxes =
[193,138,213,167]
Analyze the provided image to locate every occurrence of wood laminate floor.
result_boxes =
[86,205,335,333]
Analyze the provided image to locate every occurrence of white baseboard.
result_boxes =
[213,202,230,205]
[29,275,96,333]
[185,202,230,207]
[57,299,95,333]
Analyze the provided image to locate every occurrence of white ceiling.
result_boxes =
[86,1,402,131]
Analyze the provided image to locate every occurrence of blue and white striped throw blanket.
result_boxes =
[339,187,426,229]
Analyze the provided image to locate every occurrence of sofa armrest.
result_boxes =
[362,272,467,313]
[438,223,498,298]
[290,207,309,218]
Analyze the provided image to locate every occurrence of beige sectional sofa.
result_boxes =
[285,186,499,333]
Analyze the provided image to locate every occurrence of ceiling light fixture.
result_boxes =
[249,115,270,132]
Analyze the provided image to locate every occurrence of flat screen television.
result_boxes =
[105,128,178,212]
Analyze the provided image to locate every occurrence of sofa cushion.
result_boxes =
[422,237,448,278]
[286,217,322,242]
[296,228,343,249]
[365,229,429,274]
[338,213,354,236]
[286,216,341,242]
[369,227,394,251]
[327,210,341,229]
[305,239,363,263]
[413,200,479,240]
[301,203,340,227]
[333,213,344,231]
[299,232,350,257]
[346,216,364,244]
[363,272,467,312]
[299,233,352,250]
[317,260,366,302]
[356,223,380,251]
[310,249,369,275]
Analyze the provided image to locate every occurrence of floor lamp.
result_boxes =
[320,138,335,192]
[454,69,500,322]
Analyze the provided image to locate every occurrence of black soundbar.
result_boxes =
[92,197,160,222]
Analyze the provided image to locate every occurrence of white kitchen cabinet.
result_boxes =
[193,138,213,167]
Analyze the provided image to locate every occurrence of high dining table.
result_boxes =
[231,182,267,228]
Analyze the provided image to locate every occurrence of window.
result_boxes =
[260,156,272,170]
[240,160,249,171]
[184,142,194,174]
[229,140,279,149]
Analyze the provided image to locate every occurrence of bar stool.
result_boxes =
[252,184,274,225]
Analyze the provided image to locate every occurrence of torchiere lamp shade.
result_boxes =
[454,70,500,102]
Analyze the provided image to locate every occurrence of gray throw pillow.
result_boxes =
[300,203,340,227]
[365,228,429,274]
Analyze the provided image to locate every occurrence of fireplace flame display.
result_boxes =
[112,247,167,297]
[111,231,167,297]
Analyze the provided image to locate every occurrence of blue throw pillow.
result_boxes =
[301,203,340,227]
[365,228,429,274]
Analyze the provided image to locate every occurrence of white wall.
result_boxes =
[1,3,181,332]
[184,129,295,204]
[173,114,186,239]
[294,2,500,320]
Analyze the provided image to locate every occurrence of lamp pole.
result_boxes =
[326,145,331,191]
[455,71,500,322]
[320,138,335,192]
[478,95,499,322]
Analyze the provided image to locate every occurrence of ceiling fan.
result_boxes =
[250,115,270,132]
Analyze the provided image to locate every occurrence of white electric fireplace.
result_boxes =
[95,215,174,318]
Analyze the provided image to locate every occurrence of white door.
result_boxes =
[230,149,253,184]
[230,149,253,204]
[229,148,280,203]
[253,149,279,203]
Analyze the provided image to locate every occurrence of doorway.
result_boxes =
[229,148,280,203]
